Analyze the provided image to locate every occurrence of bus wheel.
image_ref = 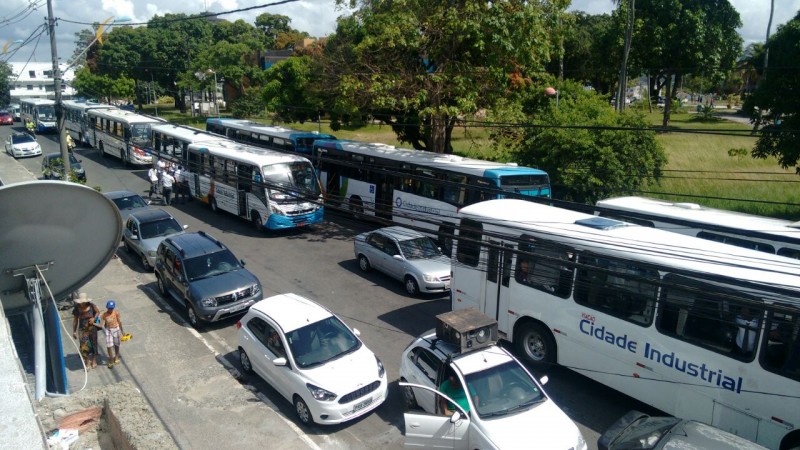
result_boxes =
[210,197,219,213]
[516,322,556,365]
[77,133,83,147]
[251,212,262,232]
[348,197,364,217]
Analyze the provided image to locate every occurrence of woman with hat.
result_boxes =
[72,293,100,369]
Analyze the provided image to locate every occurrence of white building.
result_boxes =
[7,62,76,103]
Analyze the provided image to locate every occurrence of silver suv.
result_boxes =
[154,231,262,328]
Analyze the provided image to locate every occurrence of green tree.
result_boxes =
[262,56,322,122]
[0,61,12,106]
[626,0,742,127]
[72,67,135,103]
[510,80,666,203]
[255,13,291,49]
[749,12,800,171]
[555,12,619,93]
[329,0,551,153]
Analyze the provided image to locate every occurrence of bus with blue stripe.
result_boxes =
[62,100,117,146]
[312,139,551,255]
[206,118,336,155]
[19,98,57,133]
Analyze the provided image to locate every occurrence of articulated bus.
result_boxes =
[206,118,337,155]
[148,123,324,230]
[62,100,117,146]
[451,199,800,449]
[312,139,551,255]
[596,196,800,259]
[19,98,56,133]
[87,108,164,166]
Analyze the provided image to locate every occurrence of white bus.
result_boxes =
[596,196,800,259]
[19,98,56,133]
[62,100,117,147]
[451,199,800,449]
[148,124,325,230]
[87,108,164,166]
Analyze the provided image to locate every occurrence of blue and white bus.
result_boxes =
[87,108,164,166]
[452,199,800,450]
[206,118,337,155]
[312,139,551,255]
[19,98,56,133]
[62,100,117,146]
[149,123,325,230]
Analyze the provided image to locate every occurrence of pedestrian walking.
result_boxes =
[179,166,192,202]
[173,165,183,204]
[71,293,100,369]
[101,300,125,368]
[148,165,159,199]
[161,169,175,206]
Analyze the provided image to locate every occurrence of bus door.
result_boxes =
[237,163,252,217]
[484,240,514,331]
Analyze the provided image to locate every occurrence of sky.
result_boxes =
[2,0,799,65]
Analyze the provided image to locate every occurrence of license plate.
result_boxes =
[352,398,373,413]
[230,302,248,313]
[297,222,307,227]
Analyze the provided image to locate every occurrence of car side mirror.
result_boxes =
[352,328,361,337]
[183,225,189,230]
[240,259,246,266]
[273,357,287,367]
[450,411,463,423]
[393,254,404,261]
[539,375,549,386]
[131,234,139,240]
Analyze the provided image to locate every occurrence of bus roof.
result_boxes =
[62,100,116,112]
[459,199,800,295]
[207,118,336,140]
[188,139,314,167]
[19,98,55,105]
[152,123,229,146]
[597,196,800,241]
[314,139,547,178]
[87,108,165,124]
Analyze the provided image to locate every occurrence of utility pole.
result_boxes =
[617,0,635,113]
[47,0,69,180]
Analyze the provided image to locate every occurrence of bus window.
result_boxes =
[762,309,800,381]
[777,248,800,260]
[574,255,657,325]
[697,231,775,254]
[516,240,574,299]
[456,219,483,267]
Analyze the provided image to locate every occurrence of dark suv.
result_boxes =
[154,231,262,328]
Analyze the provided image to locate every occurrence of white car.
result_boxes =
[236,293,388,425]
[399,330,587,450]
[5,133,42,158]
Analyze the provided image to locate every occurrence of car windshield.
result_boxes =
[398,236,442,259]
[262,161,321,197]
[286,316,361,369]
[464,360,546,419]
[606,416,680,450]
[139,218,182,239]
[182,249,242,281]
[12,134,35,144]
[112,195,148,210]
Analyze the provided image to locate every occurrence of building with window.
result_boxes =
[7,62,75,103]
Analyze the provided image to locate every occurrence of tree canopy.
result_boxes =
[0,61,12,106]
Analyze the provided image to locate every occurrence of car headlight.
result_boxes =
[252,284,261,296]
[200,297,217,307]
[147,250,157,257]
[422,274,439,283]
[376,356,385,378]
[306,383,337,401]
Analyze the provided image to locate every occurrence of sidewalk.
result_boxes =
[0,157,313,449]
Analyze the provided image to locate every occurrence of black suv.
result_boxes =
[154,231,262,328]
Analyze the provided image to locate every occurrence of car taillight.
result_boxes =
[235,320,242,329]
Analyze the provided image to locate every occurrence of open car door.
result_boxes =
[400,382,471,449]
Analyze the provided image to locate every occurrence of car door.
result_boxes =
[364,233,386,272]
[404,347,441,413]
[400,382,471,450]
[382,238,405,280]
[123,218,137,252]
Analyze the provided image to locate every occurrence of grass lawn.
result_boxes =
[145,104,800,219]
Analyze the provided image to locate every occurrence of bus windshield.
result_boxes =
[130,124,153,146]
[37,106,56,121]
[262,162,321,199]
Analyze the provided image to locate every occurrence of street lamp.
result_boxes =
[545,86,559,109]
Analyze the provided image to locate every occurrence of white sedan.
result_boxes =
[353,226,451,295]
[399,330,587,450]
[5,133,42,158]
[237,293,388,425]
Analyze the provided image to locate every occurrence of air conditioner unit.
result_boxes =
[435,309,498,353]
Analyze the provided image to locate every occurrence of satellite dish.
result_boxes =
[0,181,122,309]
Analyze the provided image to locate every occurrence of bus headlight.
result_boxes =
[270,205,286,216]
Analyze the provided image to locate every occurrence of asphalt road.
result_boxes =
[1,123,658,449]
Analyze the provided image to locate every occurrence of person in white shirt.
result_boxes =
[161,170,175,206]
[172,165,183,204]
[148,165,160,199]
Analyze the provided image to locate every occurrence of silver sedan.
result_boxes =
[122,208,187,270]
[353,226,451,295]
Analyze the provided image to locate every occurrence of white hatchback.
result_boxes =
[236,293,388,425]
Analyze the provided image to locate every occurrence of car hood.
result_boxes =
[140,233,184,253]
[300,345,380,395]
[664,421,766,450]
[188,269,260,297]
[13,142,39,150]
[476,399,582,450]
[407,256,451,275]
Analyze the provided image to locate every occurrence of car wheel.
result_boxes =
[358,255,371,272]
[186,302,201,328]
[156,274,168,296]
[210,197,219,213]
[141,253,151,271]
[404,276,420,296]
[294,395,313,425]
[400,378,419,409]
[239,348,253,374]
[515,322,556,365]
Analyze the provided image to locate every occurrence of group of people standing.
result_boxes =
[71,293,126,369]
[148,159,190,206]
